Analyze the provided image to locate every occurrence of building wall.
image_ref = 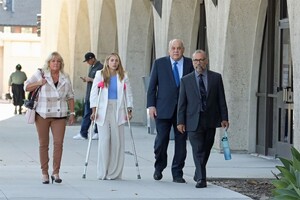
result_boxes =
[0,45,3,95]
[40,0,300,152]
[0,32,41,98]
[287,0,300,149]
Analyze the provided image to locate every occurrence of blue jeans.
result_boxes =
[80,100,98,138]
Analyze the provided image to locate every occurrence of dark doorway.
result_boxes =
[256,0,292,159]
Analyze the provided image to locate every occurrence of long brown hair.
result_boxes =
[101,53,125,87]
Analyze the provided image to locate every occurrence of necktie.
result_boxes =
[199,74,207,111]
[173,62,180,87]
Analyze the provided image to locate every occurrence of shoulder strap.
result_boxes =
[30,86,41,101]
[38,68,45,78]
[30,69,44,100]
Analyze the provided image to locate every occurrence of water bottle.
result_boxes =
[222,130,232,160]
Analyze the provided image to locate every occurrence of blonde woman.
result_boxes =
[24,52,75,184]
[90,53,133,180]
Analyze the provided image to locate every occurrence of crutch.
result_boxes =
[124,91,141,179]
[82,86,103,179]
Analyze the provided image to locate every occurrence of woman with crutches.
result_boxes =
[90,53,133,180]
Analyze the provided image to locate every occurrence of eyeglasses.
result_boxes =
[193,58,206,62]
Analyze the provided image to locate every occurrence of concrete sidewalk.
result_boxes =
[0,102,281,199]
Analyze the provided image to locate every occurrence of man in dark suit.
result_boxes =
[147,39,194,183]
[177,49,229,188]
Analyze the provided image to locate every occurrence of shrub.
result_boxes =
[272,146,300,199]
[74,99,84,117]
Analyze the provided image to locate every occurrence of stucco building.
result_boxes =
[0,0,41,99]
[35,0,300,158]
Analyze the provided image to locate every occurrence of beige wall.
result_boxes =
[0,32,41,98]
[287,0,300,150]
[0,45,3,96]
[38,0,300,153]
[41,0,201,125]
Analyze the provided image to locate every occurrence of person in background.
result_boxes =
[9,64,27,114]
[147,39,194,183]
[24,51,75,184]
[90,53,133,180]
[73,52,103,140]
[177,49,229,188]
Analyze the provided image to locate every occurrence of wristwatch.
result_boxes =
[70,112,75,116]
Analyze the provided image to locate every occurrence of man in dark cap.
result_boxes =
[73,52,103,140]
[8,64,27,114]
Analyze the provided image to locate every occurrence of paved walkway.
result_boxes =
[0,102,281,199]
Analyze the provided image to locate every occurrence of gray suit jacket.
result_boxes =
[177,70,228,131]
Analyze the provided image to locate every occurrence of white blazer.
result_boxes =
[90,70,133,126]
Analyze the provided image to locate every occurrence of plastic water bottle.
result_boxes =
[222,131,232,160]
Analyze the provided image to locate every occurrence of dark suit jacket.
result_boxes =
[147,56,193,119]
[177,70,228,131]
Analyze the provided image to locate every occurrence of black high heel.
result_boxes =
[51,174,62,184]
[42,175,49,184]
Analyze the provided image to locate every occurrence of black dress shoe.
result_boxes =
[173,177,186,183]
[195,180,207,188]
[193,176,197,182]
[153,170,162,180]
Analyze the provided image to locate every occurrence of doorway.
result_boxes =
[256,0,292,158]
[275,18,293,158]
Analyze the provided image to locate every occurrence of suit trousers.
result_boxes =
[154,111,187,178]
[188,126,216,181]
[35,114,66,175]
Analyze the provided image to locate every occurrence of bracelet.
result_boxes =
[70,112,75,116]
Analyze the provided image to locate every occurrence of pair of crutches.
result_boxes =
[82,86,141,179]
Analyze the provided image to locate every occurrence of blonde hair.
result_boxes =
[101,53,125,87]
[43,51,65,74]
